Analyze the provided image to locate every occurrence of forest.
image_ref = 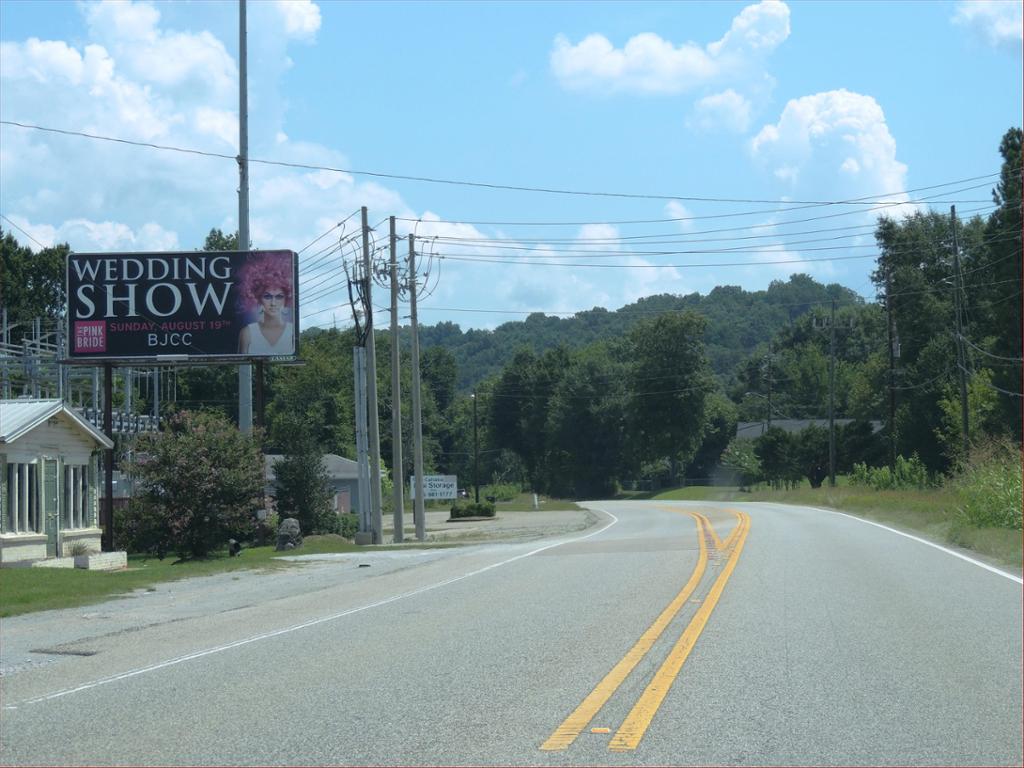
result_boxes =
[2,128,1020,503]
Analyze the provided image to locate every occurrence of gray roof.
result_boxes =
[0,398,114,448]
[264,453,359,483]
[736,419,883,438]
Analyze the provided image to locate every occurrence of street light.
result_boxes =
[471,390,479,503]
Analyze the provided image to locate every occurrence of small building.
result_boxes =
[1,399,112,563]
[264,453,360,516]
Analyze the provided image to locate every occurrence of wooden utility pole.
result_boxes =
[828,299,836,488]
[886,267,897,470]
[951,205,970,460]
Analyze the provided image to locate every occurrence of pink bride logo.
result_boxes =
[74,321,107,352]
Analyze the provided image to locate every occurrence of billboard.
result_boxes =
[410,475,458,500]
[66,250,298,361]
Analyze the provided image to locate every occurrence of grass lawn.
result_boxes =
[495,493,581,512]
[646,482,1022,569]
[0,534,366,619]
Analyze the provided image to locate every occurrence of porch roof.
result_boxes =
[0,399,114,449]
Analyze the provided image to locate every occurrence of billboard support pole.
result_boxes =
[237,0,253,434]
[102,362,114,552]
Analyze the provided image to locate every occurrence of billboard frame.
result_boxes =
[65,249,300,365]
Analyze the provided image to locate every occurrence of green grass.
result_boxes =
[647,482,1022,569]
[0,534,365,618]
[494,493,582,512]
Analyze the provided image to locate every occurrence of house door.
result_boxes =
[43,459,59,557]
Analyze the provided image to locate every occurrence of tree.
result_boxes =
[628,312,714,477]
[795,424,829,488]
[272,414,337,535]
[203,228,240,251]
[754,427,801,489]
[128,411,263,559]
[0,231,68,342]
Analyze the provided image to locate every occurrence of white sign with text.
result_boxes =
[410,475,458,500]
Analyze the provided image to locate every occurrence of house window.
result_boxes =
[5,462,40,534]
[63,465,89,529]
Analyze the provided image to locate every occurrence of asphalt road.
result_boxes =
[1,500,1020,766]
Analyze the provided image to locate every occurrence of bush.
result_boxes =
[953,439,1022,530]
[339,513,359,539]
[850,454,933,490]
[450,501,496,518]
[482,483,519,502]
[272,415,336,535]
[126,410,263,560]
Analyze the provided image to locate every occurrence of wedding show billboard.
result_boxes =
[66,250,299,361]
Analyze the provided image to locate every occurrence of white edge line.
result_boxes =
[11,508,620,708]
[803,505,1023,585]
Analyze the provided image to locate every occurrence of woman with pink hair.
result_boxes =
[237,254,295,355]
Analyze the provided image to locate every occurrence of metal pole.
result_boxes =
[473,390,480,504]
[1,307,8,399]
[828,299,836,488]
[408,234,426,541]
[153,367,160,425]
[951,205,970,460]
[766,341,773,430]
[354,347,371,536]
[32,317,40,397]
[362,208,383,544]
[389,218,404,542]
[237,0,253,434]
[102,362,114,552]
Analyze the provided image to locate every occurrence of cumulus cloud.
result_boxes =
[84,1,236,99]
[550,0,789,93]
[687,89,752,133]
[274,0,322,42]
[750,89,912,213]
[952,0,1022,54]
[665,201,696,231]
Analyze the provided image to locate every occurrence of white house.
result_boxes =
[0,399,112,564]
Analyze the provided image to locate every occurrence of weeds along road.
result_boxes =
[1,501,1021,766]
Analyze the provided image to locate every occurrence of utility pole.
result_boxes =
[766,341,773,431]
[389,217,404,543]
[472,390,480,504]
[828,299,836,488]
[408,234,426,541]
[885,266,897,470]
[362,208,383,544]
[951,205,970,460]
[237,0,253,434]
[353,346,370,537]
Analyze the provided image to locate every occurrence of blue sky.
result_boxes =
[1,0,1021,330]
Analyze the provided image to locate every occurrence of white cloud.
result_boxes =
[274,0,322,42]
[551,0,789,94]
[665,201,695,231]
[687,89,752,133]
[194,107,238,148]
[750,89,913,214]
[952,0,1023,54]
[84,1,236,99]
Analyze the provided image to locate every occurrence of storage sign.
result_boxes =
[410,475,458,500]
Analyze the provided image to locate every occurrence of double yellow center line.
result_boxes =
[541,507,750,753]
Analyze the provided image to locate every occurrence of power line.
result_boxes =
[1,119,1013,207]
[1,214,48,250]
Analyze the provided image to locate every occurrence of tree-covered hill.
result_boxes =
[417,274,861,390]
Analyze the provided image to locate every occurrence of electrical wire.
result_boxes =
[0,214,48,250]
[1,120,1014,207]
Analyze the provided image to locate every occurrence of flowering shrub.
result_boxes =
[127,411,263,559]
